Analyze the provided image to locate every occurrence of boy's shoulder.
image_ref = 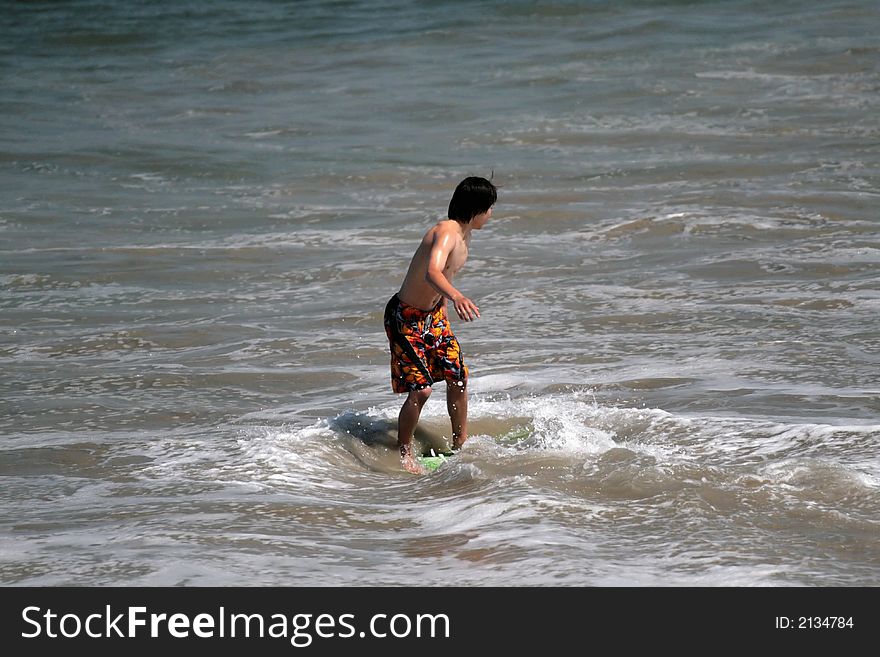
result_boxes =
[417,220,464,252]
[426,219,461,239]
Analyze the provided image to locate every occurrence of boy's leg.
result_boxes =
[446,380,468,450]
[398,387,432,470]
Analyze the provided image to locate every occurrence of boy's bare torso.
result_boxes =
[398,220,469,310]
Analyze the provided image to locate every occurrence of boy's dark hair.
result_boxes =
[447,176,497,223]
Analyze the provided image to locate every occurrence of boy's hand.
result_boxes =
[452,295,480,322]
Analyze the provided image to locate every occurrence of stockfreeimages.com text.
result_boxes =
[21,605,450,647]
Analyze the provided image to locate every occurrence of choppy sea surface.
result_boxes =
[1,0,878,586]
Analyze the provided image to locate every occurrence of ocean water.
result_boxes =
[1,0,878,586]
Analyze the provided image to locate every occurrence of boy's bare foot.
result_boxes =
[402,457,425,475]
[400,444,425,475]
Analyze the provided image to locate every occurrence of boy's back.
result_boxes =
[397,219,471,313]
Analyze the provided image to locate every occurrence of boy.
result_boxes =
[383,176,497,473]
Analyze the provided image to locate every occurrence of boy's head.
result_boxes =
[447,176,497,223]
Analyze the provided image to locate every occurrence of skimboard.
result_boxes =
[416,450,456,472]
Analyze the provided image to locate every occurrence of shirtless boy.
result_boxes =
[383,176,497,473]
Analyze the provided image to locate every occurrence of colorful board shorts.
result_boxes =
[384,294,468,393]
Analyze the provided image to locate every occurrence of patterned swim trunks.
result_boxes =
[384,294,468,393]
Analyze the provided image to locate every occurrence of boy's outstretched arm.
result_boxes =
[425,231,480,322]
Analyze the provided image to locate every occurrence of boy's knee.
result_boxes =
[409,386,433,405]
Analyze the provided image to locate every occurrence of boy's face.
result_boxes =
[471,206,493,230]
